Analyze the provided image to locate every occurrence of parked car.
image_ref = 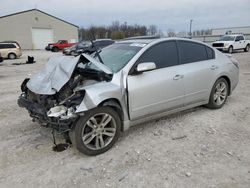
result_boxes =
[0,42,22,59]
[63,39,115,56]
[212,34,250,53]
[45,40,77,52]
[18,38,239,155]
[0,41,21,49]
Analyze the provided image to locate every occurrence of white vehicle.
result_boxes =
[212,34,250,53]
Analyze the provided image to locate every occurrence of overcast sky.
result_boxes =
[1,0,250,32]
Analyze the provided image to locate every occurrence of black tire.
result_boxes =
[51,47,59,52]
[244,44,249,52]
[70,51,75,56]
[71,106,121,155]
[228,46,233,54]
[206,78,229,109]
[8,53,17,59]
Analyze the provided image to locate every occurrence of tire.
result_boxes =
[228,46,233,54]
[71,106,121,155]
[8,53,17,59]
[244,44,249,52]
[206,78,229,109]
[70,51,75,56]
[51,47,59,52]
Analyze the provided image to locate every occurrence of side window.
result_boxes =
[6,44,16,48]
[178,41,208,64]
[0,44,4,49]
[206,46,215,60]
[136,41,179,69]
[239,36,244,41]
[235,36,241,41]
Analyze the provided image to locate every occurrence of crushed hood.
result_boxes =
[27,54,112,95]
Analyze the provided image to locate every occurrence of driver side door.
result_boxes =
[127,41,185,120]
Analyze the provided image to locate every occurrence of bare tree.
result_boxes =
[167,29,176,37]
[147,25,158,35]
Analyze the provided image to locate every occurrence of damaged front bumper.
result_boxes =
[18,94,78,133]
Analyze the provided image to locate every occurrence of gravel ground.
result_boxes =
[0,50,250,188]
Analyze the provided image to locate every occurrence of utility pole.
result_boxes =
[189,19,193,39]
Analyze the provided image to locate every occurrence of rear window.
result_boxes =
[206,46,215,59]
[178,41,210,64]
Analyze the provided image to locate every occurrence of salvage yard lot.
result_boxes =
[0,50,250,187]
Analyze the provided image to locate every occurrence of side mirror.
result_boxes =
[135,62,156,73]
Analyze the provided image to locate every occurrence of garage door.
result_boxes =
[32,28,54,49]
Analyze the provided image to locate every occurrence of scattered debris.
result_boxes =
[172,134,187,140]
[26,56,36,64]
[226,151,234,156]
[52,143,69,152]
[80,167,93,173]
[153,130,163,136]
[12,56,36,65]
[118,172,129,182]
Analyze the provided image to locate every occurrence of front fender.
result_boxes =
[75,82,123,113]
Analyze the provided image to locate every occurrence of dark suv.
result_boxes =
[63,39,115,56]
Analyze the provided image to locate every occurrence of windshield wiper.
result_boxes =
[91,40,104,64]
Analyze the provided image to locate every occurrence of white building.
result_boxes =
[212,26,250,35]
[0,9,79,49]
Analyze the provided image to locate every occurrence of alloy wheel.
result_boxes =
[213,82,227,105]
[81,113,116,150]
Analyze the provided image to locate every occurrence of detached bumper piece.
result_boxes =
[18,95,77,133]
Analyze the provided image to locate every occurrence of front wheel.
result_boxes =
[244,45,249,52]
[228,46,233,54]
[206,78,229,109]
[71,106,121,155]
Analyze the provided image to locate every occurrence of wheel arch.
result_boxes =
[8,52,17,58]
[98,98,124,122]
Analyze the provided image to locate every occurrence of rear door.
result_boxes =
[127,41,185,120]
[235,36,243,49]
[177,40,217,105]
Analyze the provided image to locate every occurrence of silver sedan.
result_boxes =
[18,38,239,155]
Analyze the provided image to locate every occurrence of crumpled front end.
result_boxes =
[18,54,113,133]
[18,79,83,133]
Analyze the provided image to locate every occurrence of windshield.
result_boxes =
[78,41,91,48]
[218,36,235,41]
[86,43,145,73]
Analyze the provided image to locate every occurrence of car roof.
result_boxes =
[0,42,17,45]
[95,39,113,41]
[117,37,210,45]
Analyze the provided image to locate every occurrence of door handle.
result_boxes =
[173,74,184,80]
[210,65,218,70]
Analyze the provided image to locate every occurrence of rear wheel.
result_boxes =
[8,53,17,59]
[206,78,229,109]
[244,44,249,52]
[52,47,59,52]
[71,106,121,155]
[228,46,233,54]
[70,51,75,56]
